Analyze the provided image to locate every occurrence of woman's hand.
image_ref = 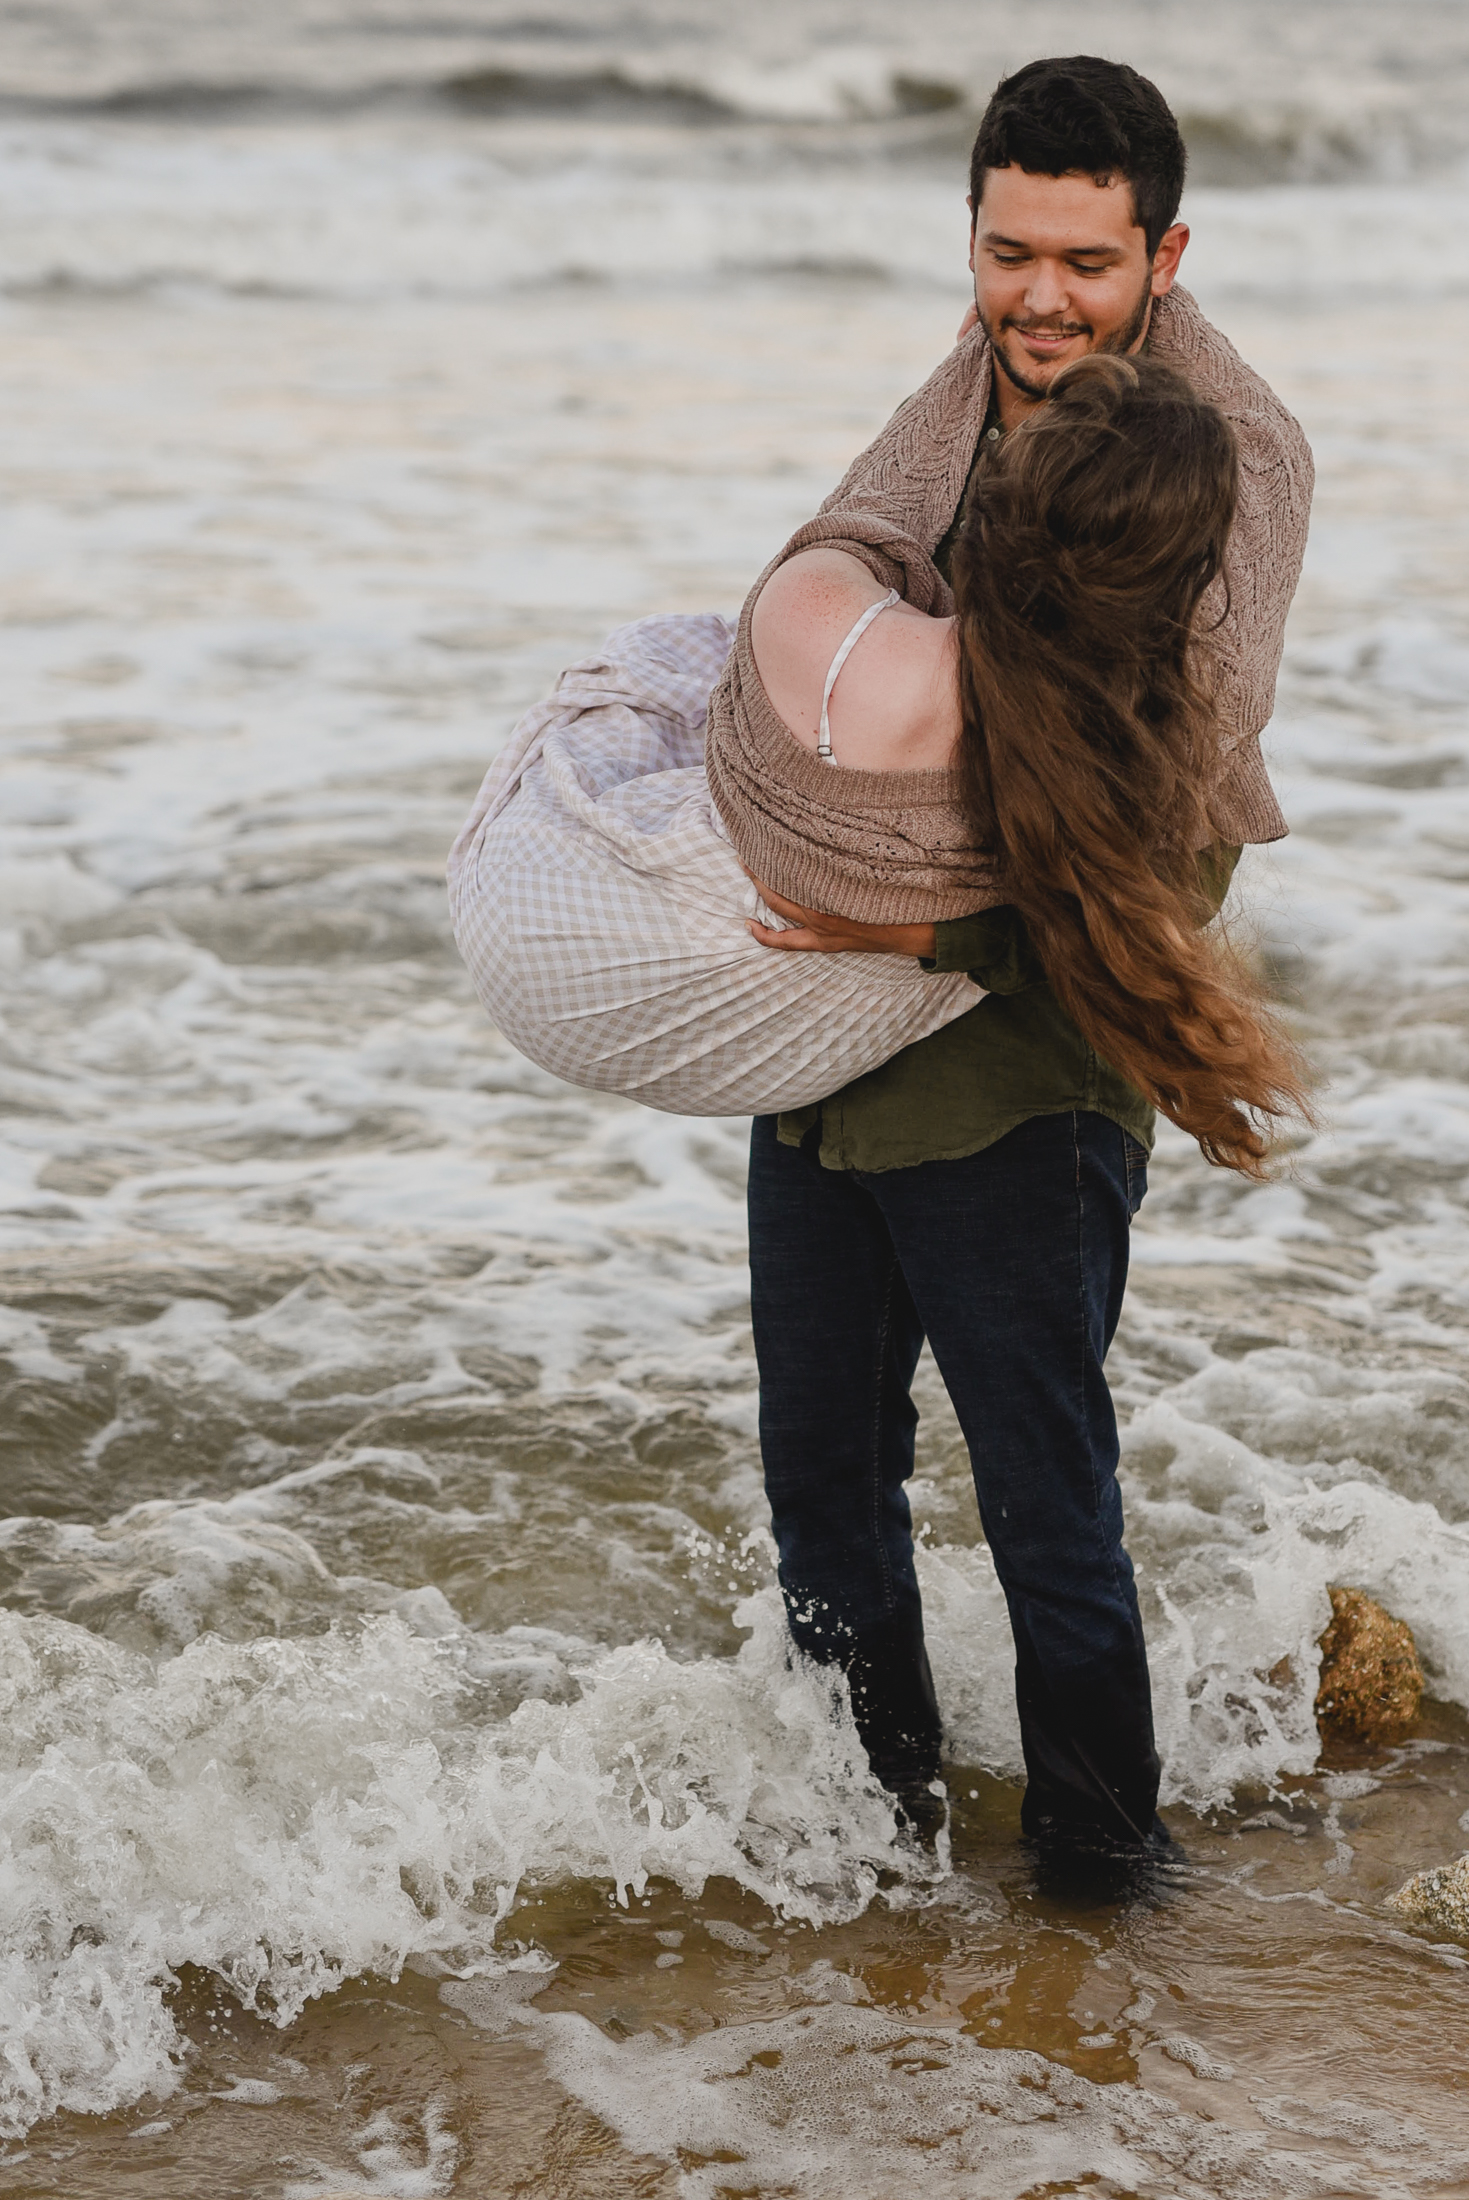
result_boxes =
[747,879,937,960]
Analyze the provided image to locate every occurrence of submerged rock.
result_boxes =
[1388,1854,1469,1939]
[1314,1585,1424,1746]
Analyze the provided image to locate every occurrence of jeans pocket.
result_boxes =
[1123,1132,1149,1218]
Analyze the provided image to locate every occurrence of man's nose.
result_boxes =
[1024,259,1071,317]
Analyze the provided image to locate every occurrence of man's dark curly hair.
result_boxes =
[969,57,1187,258]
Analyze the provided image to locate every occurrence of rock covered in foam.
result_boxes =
[1314,1585,1424,1746]
[1388,1854,1469,1939]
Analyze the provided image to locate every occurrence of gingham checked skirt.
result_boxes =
[447,614,981,1117]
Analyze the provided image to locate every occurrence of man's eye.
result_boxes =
[991,252,1028,265]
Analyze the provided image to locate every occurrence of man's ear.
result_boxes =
[966,193,977,274]
[1150,222,1189,297]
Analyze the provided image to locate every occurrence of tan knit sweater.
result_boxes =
[705,286,1314,925]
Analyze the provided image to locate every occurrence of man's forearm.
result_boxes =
[927,842,1243,990]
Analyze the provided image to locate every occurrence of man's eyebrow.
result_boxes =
[982,232,1123,257]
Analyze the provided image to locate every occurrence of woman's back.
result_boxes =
[704,512,996,928]
[750,547,961,775]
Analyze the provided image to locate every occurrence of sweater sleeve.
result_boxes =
[1194,394,1312,844]
[1148,289,1315,758]
[1209,407,1315,756]
[813,330,994,548]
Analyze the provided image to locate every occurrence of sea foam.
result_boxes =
[0,1596,933,2136]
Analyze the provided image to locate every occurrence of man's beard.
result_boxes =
[980,274,1154,402]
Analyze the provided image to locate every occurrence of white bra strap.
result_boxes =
[817,587,900,763]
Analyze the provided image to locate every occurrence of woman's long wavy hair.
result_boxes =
[952,351,1310,1174]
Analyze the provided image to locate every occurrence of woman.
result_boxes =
[447,606,981,1121]
[453,350,1304,1169]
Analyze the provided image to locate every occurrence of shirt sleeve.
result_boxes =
[924,906,1043,992]
[1195,839,1243,916]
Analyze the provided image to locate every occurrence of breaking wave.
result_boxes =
[0,1595,930,2138]
[0,57,1464,188]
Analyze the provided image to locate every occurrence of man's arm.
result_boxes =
[1146,289,1313,789]
[810,328,993,551]
[747,882,936,961]
[747,892,1037,995]
[748,845,1242,975]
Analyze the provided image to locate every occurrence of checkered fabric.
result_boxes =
[448,614,980,1117]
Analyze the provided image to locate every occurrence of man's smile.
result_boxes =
[1005,319,1091,356]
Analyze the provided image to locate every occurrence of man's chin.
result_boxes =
[994,339,1087,400]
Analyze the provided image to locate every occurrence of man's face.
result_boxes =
[969,166,1187,407]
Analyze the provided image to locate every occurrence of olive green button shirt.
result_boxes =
[776,854,1241,1174]
[775,391,1243,1171]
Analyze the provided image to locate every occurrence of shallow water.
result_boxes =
[4,3,1469,2193]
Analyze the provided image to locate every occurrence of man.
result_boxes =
[739,57,1313,1853]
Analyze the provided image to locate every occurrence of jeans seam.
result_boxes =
[1072,1112,1129,1610]
[868,1253,901,1619]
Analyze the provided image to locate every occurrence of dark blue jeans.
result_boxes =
[748,1108,1160,1843]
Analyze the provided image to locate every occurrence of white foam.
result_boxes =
[1,124,1465,309]
[533,1999,1469,2199]
[0,1598,932,2136]
[0,854,120,923]
[282,2099,459,2198]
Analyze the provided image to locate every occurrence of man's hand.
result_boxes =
[747,878,937,961]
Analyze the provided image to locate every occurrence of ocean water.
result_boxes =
[4,2,1469,2192]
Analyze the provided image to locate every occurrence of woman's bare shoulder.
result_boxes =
[750,549,889,745]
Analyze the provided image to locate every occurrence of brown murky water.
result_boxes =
[19,1735,1469,2196]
